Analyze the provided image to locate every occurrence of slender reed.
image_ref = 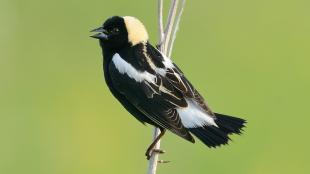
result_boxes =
[147,1,186,174]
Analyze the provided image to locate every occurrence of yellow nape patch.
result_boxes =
[123,16,149,45]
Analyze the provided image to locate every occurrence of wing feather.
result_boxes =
[108,53,194,142]
[108,43,214,142]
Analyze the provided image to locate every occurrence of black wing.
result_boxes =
[166,64,215,117]
[108,57,194,143]
[147,43,215,117]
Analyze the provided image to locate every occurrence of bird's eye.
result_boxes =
[110,28,120,34]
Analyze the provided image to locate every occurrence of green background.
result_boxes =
[1,0,309,173]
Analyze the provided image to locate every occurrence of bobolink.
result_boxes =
[91,16,246,159]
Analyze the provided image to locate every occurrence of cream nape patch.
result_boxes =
[123,16,149,46]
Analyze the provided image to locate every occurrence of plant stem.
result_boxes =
[147,128,162,174]
[147,1,186,173]
[167,0,186,57]
[163,0,179,54]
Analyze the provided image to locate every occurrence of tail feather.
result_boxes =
[189,113,246,148]
[214,113,246,135]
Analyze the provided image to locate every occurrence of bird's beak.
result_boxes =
[90,27,108,40]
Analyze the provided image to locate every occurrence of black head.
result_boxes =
[91,16,149,51]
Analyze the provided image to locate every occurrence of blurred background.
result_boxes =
[1,0,309,173]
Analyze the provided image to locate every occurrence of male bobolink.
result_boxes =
[91,16,246,159]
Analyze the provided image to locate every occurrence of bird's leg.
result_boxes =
[145,128,166,160]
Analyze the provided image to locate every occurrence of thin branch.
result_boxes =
[163,0,179,54]
[147,1,165,174]
[158,0,164,49]
[147,128,162,174]
[167,0,186,57]
[147,0,185,173]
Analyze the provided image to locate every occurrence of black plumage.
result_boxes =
[91,16,246,159]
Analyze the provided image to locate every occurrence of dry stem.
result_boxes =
[147,0,186,174]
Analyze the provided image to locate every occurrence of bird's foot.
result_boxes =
[145,148,166,160]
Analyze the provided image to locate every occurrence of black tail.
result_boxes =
[189,113,246,148]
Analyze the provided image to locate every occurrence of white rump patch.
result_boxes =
[112,53,156,83]
[123,16,149,46]
[177,99,218,128]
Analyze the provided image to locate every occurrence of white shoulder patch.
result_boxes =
[112,53,155,83]
[153,52,175,76]
[123,16,149,46]
[162,54,174,68]
[177,99,218,128]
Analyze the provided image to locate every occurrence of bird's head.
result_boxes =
[91,16,149,50]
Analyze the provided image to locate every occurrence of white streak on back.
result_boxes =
[153,51,174,76]
[177,99,218,128]
[112,53,155,83]
[155,68,166,76]
[162,54,174,68]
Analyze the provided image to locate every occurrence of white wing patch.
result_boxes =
[153,52,174,76]
[155,68,166,76]
[162,54,174,68]
[112,53,156,83]
[177,99,218,128]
